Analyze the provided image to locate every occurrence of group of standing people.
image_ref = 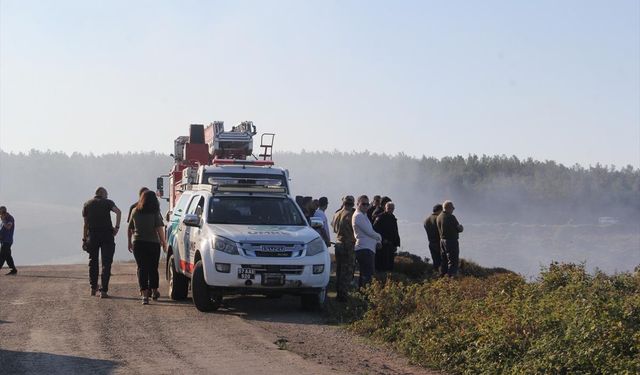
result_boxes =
[296,194,401,302]
[423,200,464,277]
[296,195,332,246]
[326,195,464,301]
[330,194,400,301]
[82,186,167,304]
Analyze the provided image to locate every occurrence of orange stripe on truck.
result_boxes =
[180,260,194,273]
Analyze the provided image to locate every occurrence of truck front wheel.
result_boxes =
[300,288,326,311]
[168,254,189,300]
[192,260,221,312]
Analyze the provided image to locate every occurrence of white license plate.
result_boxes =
[238,268,255,279]
[262,273,285,286]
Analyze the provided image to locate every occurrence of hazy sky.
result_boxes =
[1,0,639,168]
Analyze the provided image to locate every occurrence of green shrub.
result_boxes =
[458,258,514,278]
[325,290,368,324]
[346,263,640,374]
[393,251,433,279]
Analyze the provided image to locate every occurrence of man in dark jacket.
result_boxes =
[371,196,392,223]
[423,204,443,275]
[436,200,463,277]
[366,195,381,222]
[373,202,401,272]
[0,206,17,275]
[83,187,122,298]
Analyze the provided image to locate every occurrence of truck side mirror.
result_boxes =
[310,217,323,229]
[183,214,202,227]
[156,177,164,197]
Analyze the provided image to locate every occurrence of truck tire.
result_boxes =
[192,260,221,312]
[168,254,189,300]
[300,288,326,311]
[189,124,205,144]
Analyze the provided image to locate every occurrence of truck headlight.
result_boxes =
[212,236,239,255]
[306,238,326,256]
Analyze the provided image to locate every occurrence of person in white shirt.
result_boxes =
[313,197,331,246]
[352,195,382,287]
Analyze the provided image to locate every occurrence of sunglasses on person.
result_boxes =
[360,202,370,206]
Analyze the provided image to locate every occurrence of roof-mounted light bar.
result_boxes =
[216,186,287,193]
[212,158,274,166]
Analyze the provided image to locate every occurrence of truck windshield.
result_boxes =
[207,196,307,226]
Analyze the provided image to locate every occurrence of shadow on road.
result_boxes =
[0,349,120,375]
[9,274,86,280]
[219,295,325,325]
[0,320,13,324]
[154,299,194,307]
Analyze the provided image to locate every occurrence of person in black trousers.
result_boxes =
[373,202,401,272]
[424,204,443,275]
[0,206,18,275]
[83,187,122,298]
[128,187,149,297]
[127,190,167,305]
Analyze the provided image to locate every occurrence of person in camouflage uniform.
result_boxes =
[332,195,356,302]
[436,200,464,277]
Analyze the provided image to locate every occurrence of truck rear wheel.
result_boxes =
[300,288,326,311]
[192,260,221,312]
[168,254,189,300]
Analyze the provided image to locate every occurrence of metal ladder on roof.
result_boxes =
[258,133,275,160]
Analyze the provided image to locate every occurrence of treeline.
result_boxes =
[1,150,638,223]
[277,151,640,223]
[0,150,171,208]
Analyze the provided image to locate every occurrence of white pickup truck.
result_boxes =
[164,164,330,312]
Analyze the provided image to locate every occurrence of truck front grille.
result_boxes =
[240,242,305,258]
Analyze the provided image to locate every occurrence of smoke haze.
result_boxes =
[0,150,638,277]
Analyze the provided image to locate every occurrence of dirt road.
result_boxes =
[0,263,436,375]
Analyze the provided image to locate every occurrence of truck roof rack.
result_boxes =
[191,184,216,194]
[161,121,281,209]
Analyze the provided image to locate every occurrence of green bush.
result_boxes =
[458,258,514,278]
[347,263,640,374]
[393,251,433,279]
[325,290,369,324]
